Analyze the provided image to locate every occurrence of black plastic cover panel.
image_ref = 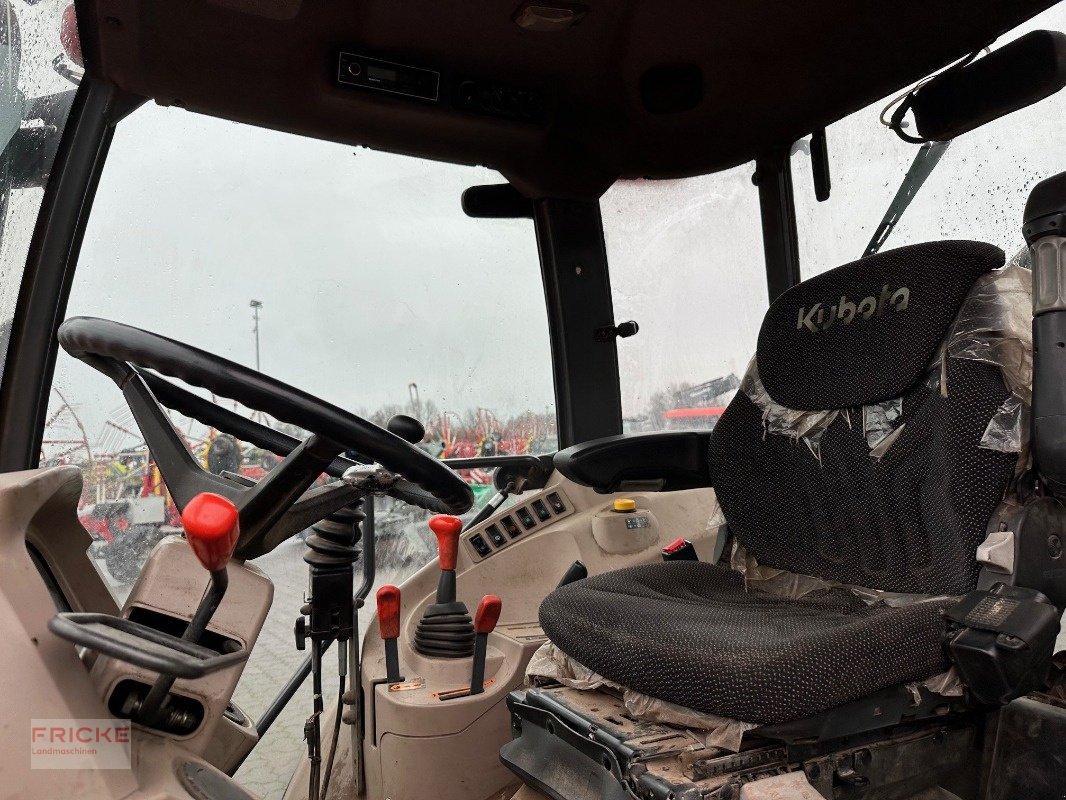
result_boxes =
[986,697,1066,800]
[554,432,712,493]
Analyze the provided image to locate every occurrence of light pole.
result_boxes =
[408,382,420,418]
[250,299,263,371]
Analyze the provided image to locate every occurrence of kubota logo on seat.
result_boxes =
[796,285,910,333]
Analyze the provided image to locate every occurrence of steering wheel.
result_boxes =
[58,317,473,560]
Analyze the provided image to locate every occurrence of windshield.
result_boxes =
[46,104,557,564]
[44,103,556,795]
[0,0,80,382]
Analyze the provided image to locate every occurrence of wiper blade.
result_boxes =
[863,140,951,257]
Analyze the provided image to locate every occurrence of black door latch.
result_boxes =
[594,320,639,342]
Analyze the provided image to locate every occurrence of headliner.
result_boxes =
[77,0,1060,198]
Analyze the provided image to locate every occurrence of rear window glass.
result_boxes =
[602,165,765,433]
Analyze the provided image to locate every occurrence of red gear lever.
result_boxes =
[181,492,240,572]
[413,514,475,657]
[428,514,462,571]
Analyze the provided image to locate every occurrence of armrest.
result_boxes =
[553,432,712,493]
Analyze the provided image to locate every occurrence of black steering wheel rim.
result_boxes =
[58,316,473,515]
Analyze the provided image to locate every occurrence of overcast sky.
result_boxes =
[39,4,1066,455]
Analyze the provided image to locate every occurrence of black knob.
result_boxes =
[206,433,241,475]
[387,414,425,444]
[594,320,640,342]
[294,616,306,650]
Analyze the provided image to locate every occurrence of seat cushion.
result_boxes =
[539,562,951,724]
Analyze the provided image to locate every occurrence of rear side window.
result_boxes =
[602,165,766,433]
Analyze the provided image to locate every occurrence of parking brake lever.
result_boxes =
[138,492,239,724]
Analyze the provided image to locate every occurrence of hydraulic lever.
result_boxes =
[470,595,502,695]
[138,492,240,725]
[464,480,514,530]
[377,585,403,683]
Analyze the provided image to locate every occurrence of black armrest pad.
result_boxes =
[553,432,712,493]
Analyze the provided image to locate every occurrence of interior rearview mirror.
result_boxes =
[912,30,1066,141]
[461,183,535,219]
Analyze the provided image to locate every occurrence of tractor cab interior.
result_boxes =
[3,2,1066,800]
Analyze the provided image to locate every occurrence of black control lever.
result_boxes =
[293,499,362,800]
[464,480,514,531]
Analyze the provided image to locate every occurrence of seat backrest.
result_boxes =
[708,241,1019,595]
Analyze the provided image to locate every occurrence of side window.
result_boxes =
[601,166,766,433]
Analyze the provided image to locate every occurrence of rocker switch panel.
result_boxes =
[462,489,574,561]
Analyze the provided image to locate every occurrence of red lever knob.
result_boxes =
[181,493,240,572]
[376,585,401,640]
[428,514,463,571]
[474,595,502,634]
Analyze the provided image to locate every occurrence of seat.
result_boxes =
[541,562,951,724]
[539,240,1031,725]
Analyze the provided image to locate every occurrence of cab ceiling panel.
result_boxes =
[76,0,1059,198]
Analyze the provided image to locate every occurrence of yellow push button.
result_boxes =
[613,498,637,512]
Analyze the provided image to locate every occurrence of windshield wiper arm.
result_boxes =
[863,140,951,257]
